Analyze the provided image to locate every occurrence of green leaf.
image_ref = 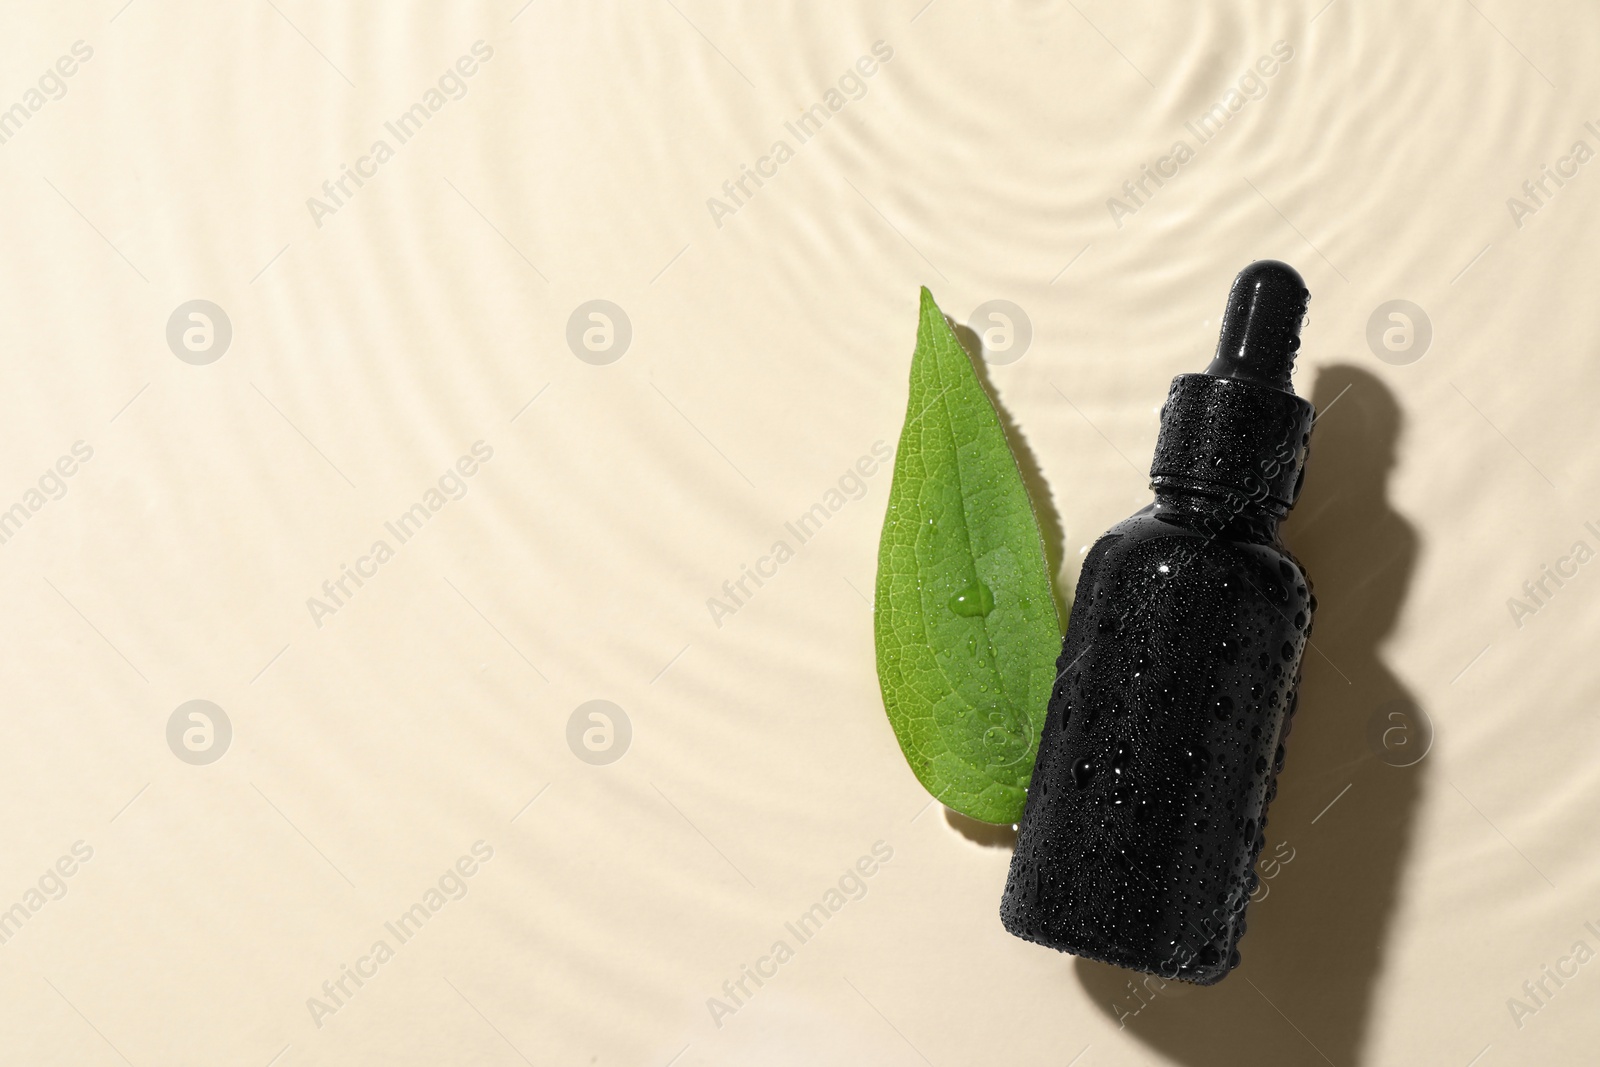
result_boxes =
[874,288,1063,824]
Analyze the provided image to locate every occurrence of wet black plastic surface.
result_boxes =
[1001,261,1317,984]
[1150,374,1313,509]
[1000,499,1313,983]
[1206,259,1309,388]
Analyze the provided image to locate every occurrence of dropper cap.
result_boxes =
[1205,260,1309,390]
[1149,261,1316,510]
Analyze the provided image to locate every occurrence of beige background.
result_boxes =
[0,1,1596,1064]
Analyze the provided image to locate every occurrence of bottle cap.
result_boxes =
[1150,261,1316,509]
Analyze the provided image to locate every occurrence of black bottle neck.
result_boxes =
[1152,485,1284,542]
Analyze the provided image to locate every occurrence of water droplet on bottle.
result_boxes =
[1072,758,1097,788]
[1180,745,1211,777]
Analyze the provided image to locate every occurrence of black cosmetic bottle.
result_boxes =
[1000,261,1317,985]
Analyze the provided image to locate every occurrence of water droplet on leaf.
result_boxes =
[949,581,996,617]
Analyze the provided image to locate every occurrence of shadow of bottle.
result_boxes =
[1070,364,1427,1067]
